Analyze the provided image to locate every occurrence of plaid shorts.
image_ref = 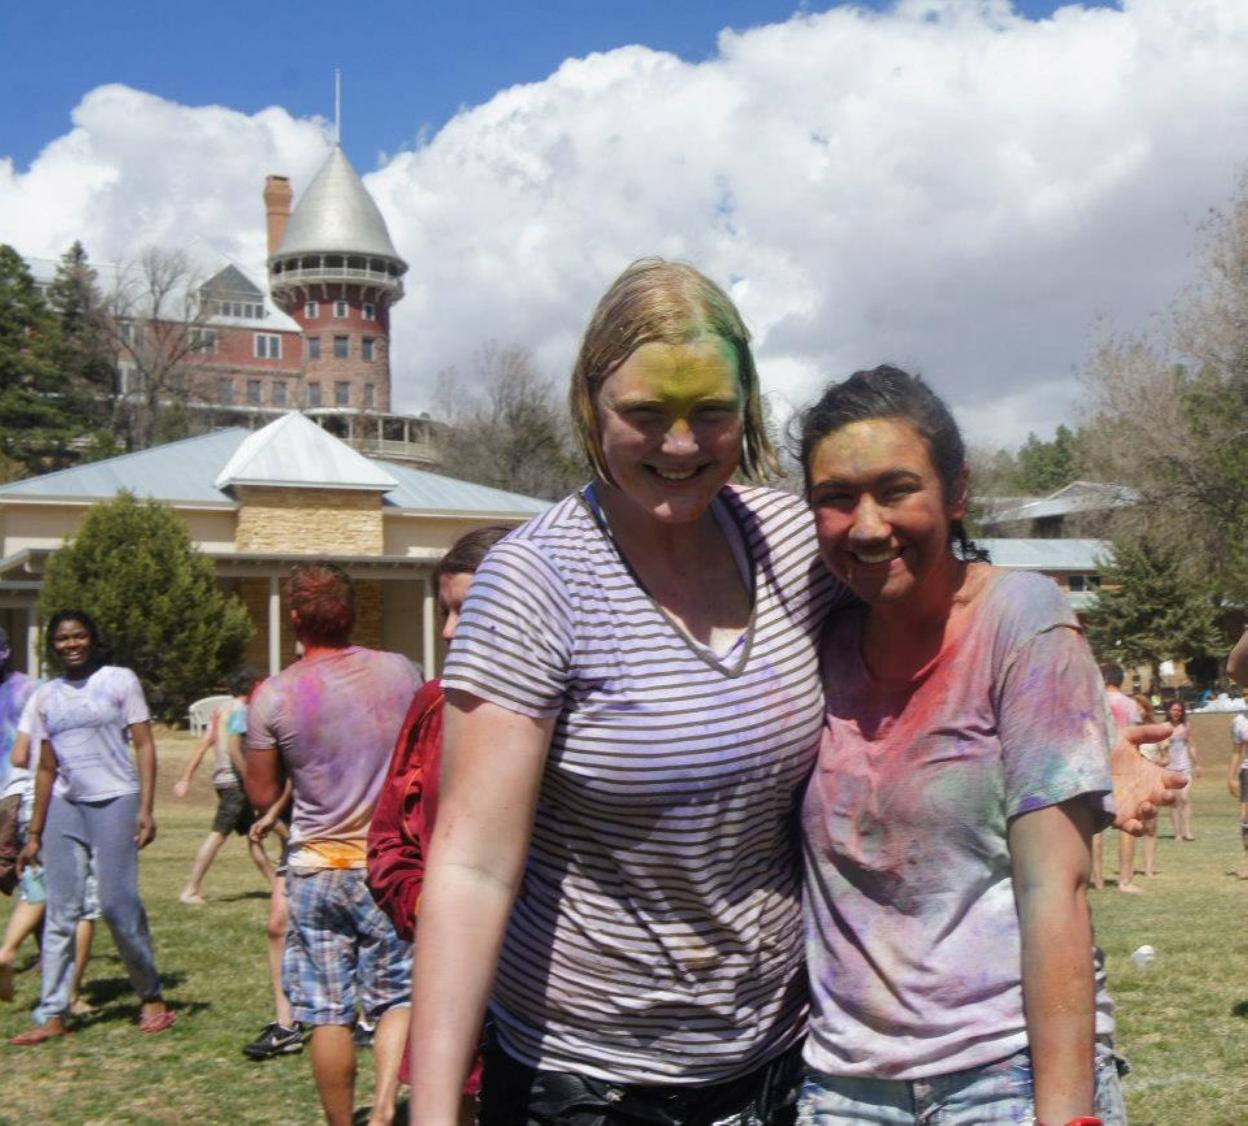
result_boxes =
[282,867,412,1026]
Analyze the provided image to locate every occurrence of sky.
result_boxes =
[2,0,1245,449]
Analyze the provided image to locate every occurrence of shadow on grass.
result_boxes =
[356,1098,409,1126]
[76,970,208,1025]
[210,890,270,903]
[1231,999,1248,1018]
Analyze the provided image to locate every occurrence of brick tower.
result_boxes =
[264,147,407,413]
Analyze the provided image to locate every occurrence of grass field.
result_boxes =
[1,714,1245,1124]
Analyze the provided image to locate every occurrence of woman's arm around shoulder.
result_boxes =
[409,689,555,1126]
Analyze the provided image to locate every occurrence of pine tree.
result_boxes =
[39,492,253,723]
[1084,535,1224,683]
[0,244,84,479]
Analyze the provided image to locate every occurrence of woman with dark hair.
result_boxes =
[10,610,172,1043]
[797,366,1123,1123]
[1164,700,1199,841]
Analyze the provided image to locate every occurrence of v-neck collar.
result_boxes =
[577,484,758,677]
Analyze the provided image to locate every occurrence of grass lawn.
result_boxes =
[1,714,1246,1123]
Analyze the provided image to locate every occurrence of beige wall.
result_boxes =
[383,513,526,558]
[234,485,384,555]
[0,502,237,558]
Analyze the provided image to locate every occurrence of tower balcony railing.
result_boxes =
[270,264,404,296]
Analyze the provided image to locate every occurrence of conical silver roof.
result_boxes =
[275,147,404,264]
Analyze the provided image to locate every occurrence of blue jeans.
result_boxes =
[798,1042,1127,1125]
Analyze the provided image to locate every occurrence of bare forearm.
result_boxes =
[28,746,57,834]
[1018,886,1097,1122]
[410,859,520,1122]
[132,726,157,814]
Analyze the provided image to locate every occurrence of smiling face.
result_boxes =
[51,617,95,677]
[1167,701,1184,724]
[808,417,966,609]
[437,571,474,643]
[595,337,744,527]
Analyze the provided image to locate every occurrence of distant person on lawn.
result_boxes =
[173,668,275,905]
[244,563,419,1126]
[10,610,173,1044]
[1102,662,1145,893]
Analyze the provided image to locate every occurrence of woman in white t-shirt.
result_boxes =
[10,610,173,1044]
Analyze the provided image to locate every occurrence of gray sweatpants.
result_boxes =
[34,791,161,1024]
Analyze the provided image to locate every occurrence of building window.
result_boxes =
[304,300,319,319]
[255,333,282,359]
[364,383,375,409]
[363,302,376,320]
[118,363,139,395]
[307,336,321,360]
[247,379,261,404]
[307,382,322,407]
[333,335,349,359]
[273,381,287,407]
[190,328,217,355]
[361,337,374,362]
[334,381,350,406]
[334,299,349,318]
[217,377,233,404]
[119,321,141,347]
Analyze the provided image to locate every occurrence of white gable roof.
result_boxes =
[214,412,399,492]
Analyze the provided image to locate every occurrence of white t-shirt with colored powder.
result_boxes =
[34,666,149,803]
[802,570,1115,1080]
[442,485,849,1086]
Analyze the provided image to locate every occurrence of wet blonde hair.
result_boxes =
[568,258,777,485]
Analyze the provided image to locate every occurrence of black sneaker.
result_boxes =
[353,1020,375,1049]
[242,1021,303,1060]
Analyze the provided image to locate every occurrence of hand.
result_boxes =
[1231,776,1242,799]
[16,836,40,876]
[248,816,276,845]
[1111,723,1186,835]
[172,778,189,799]
[134,810,157,849]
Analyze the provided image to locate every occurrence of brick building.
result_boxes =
[25,144,437,466]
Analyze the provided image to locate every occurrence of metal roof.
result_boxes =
[979,538,1110,570]
[275,147,405,263]
[0,419,549,518]
[983,482,1139,526]
[215,412,398,491]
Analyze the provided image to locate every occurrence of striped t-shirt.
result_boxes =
[442,484,847,1085]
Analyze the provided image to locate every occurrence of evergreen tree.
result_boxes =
[1084,535,1224,684]
[0,244,84,478]
[39,492,253,723]
[1011,424,1083,495]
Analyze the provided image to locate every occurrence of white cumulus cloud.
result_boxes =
[3,0,1247,449]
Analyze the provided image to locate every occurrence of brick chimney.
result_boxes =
[263,175,293,258]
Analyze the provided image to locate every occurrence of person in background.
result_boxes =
[244,563,419,1126]
[0,696,99,1014]
[367,523,511,1121]
[0,626,36,1002]
[1102,663,1144,893]
[10,610,172,1044]
[1132,695,1166,879]
[240,780,302,1060]
[174,668,274,905]
[1229,709,1248,880]
[1164,700,1199,842]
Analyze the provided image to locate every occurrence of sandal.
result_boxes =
[137,1008,177,1034]
[9,1022,70,1046]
